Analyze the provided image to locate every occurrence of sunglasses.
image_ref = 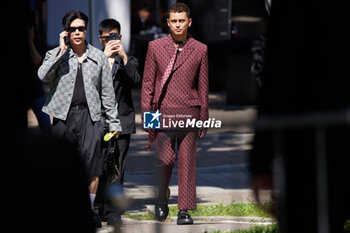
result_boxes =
[67,26,86,32]
[100,35,110,41]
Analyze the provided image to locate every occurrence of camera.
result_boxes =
[109,32,120,41]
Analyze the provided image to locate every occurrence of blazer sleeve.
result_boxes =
[198,45,209,121]
[120,56,141,88]
[141,42,157,117]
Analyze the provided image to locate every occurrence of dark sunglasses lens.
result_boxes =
[68,26,85,32]
[77,26,86,32]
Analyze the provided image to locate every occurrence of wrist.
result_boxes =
[104,50,111,58]
[120,53,128,65]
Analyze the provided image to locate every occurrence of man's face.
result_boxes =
[68,19,86,47]
[99,29,119,48]
[167,12,192,37]
[139,9,150,20]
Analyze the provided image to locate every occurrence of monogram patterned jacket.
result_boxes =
[38,43,121,132]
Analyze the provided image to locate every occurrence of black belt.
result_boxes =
[70,104,87,110]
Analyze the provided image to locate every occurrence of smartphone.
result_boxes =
[109,32,120,41]
[64,36,70,47]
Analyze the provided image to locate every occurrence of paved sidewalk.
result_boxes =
[98,217,274,233]
[123,133,262,209]
[95,132,272,233]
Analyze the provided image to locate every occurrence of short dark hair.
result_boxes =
[168,2,191,18]
[138,4,151,13]
[99,19,121,35]
[62,10,89,31]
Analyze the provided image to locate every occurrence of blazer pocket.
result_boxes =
[187,99,201,107]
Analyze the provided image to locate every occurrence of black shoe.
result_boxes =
[155,187,170,222]
[107,216,122,226]
[91,210,102,228]
[155,201,169,222]
[177,210,193,225]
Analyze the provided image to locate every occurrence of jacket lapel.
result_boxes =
[112,56,124,103]
[173,38,194,71]
[162,35,195,71]
[111,55,120,78]
[163,35,176,61]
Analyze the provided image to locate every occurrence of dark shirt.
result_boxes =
[71,63,87,106]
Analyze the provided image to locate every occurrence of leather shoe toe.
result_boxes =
[177,210,193,225]
[155,202,169,222]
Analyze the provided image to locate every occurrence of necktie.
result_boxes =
[156,44,179,106]
[145,44,179,151]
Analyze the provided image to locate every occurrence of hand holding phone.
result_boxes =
[107,32,128,64]
[104,33,121,58]
[64,36,70,47]
[59,31,69,51]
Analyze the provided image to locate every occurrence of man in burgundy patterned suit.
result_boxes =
[141,3,209,225]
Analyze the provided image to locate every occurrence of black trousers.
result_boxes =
[52,107,103,177]
[96,134,131,219]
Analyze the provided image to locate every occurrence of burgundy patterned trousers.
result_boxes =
[154,130,197,210]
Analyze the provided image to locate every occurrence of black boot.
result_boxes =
[177,210,193,225]
[155,187,170,222]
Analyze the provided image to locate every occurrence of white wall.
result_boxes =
[47,0,131,52]
[94,0,131,51]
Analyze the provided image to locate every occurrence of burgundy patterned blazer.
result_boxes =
[141,34,209,122]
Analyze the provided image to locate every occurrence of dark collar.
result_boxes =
[174,38,187,45]
[171,34,191,45]
[163,34,195,71]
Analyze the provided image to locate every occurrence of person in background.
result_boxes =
[96,18,140,225]
[130,4,161,77]
[131,4,158,36]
